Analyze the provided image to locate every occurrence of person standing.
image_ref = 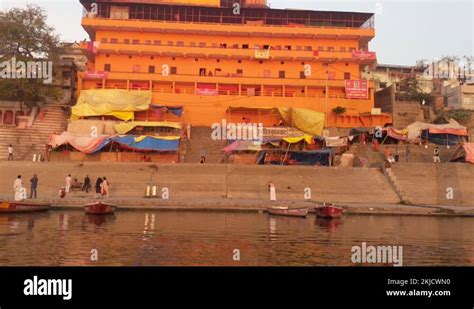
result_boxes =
[101,177,109,197]
[200,146,206,164]
[405,145,411,162]
[65,174,72,193]
[268,182,277,201]
[30,174,39,199]
[7,144,13,161]
[394,146,400,163]
[82,175,91,193]
[95,177,103,194]
[372,138,379,152]
[433,146,441,163]
[13,175,24,201]
[360,133,366,145]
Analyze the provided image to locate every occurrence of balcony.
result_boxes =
[79,41,376,64]
[81,16,375,42]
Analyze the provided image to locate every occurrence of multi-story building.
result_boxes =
[78,0,390,127]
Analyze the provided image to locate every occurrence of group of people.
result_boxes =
[12,174,39,201]
[65,174,110,197]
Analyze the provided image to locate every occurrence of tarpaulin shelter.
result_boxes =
[257,149,334,166]
[49,132,180,153]
[278,108,325,136]
[72,90,152,121]
[149,105,184,117]
[114,121,183,134]
[406,120,468,141]
[450,143,474,163]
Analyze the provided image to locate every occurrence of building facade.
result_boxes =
[78,0,388,127]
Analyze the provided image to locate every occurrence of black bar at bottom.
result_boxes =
[0,267,472,306]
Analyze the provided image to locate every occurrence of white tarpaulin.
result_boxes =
[406,119,467,140]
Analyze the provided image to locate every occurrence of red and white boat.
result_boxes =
[268,206,309,218]
[0,201,51,213]
[315,203,343,219]
[84,201,117,215]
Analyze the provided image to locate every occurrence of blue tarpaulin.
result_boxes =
[287,150,334,166]
[421,130,466,146]
[112,136,180,152]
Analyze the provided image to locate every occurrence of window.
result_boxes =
[242,44,249,49]
[349,47,356,52]
[199,68,206,76]
[279,71,286,78]
[104,64,111,72]
[154,40,161,46]
[133,65,141,73]
[110,38,118,44]
[327,47,335,52]
[305,46,312,51]
[132,39,139,44]
[100,38,107,43]
[148,66,155,73]
[199,42,206,47]
[177,41,184,47]
[344,72,351,80]
[124,39,130,44]
[300,71,306,79]
[170,67,177,75]
[236,69,243,76]
[285,45,292,50]
[232,44,239,49]
[263,45,270,50]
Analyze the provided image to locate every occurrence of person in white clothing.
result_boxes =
[13,175,25,201]
[65,174,72,193]
[268,182,277,201]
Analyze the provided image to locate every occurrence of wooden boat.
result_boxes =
[268,206,308,218]
[315,203,343,219]
[84,201,117,215]
[0,201,51,213]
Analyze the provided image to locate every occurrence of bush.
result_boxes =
[434,109,472,125]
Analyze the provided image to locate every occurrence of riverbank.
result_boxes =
[1,161,473,217]
[2,195,474,217]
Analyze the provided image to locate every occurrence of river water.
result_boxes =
[0,210,473,266]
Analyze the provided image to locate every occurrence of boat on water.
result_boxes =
[315,203,343,219]
[84,201,117,215]
[0,201,51,213]
[267,206,309,218]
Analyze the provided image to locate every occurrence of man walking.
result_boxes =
[65,174,72,193]
[7,144,13,161]
[30,174,39,199]
[82,175,91,193]
[433,146,441,163]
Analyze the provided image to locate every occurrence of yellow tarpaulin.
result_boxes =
[114,121,183,134]
[72,90,152,121]
[282,135,314,144]
[278,108,325,136]
[134,135,181,143]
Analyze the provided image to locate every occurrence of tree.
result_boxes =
[0,5,63,109]
[396,77,434,105]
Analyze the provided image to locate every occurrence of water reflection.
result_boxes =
[0,211,473,266]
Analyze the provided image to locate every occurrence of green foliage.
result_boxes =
[0,5,62,107]
[332,106,346,115]
[396,77,434,105]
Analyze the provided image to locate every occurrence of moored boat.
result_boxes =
[268,206,308,218]
[0,201,51,213]
[84,201,117,215]
[315,203,343,219]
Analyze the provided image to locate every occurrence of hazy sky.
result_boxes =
[1,0,472,65]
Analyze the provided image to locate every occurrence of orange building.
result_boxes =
[78,0,390,128]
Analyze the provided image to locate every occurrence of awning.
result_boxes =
[112,136,180,152]
[387,127,408,141]
[72,89,152,121]
[48,132,112,154]
[278,108,325,136]
[406,120,467,140]
[114,121,183,134]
